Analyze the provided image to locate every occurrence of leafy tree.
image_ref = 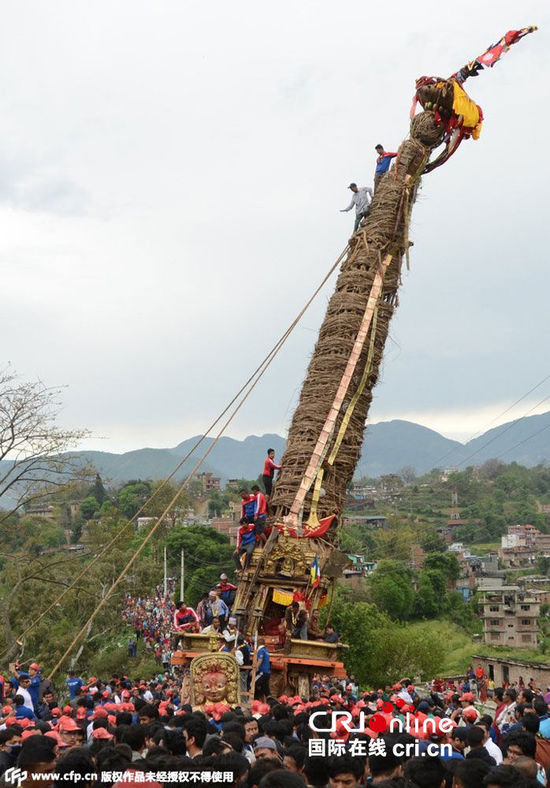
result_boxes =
[328,597,444,686]
[420,529,447,554]
[414,577,437,618]
[369,560,414,620]
[164,524,234,605]
[423,552,460,582]
[207,489,232,518]
[143,480,186,528]
[88,474,108,505]
[117,482,152,519]
[80,495,100,521]
[373,520,414,561]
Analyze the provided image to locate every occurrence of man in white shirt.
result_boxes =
[341,183,374,232]
[476,721,503,764]
[14,675,33,712]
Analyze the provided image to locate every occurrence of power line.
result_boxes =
[5,244,348,664]
[456,393,550,469]
[491,420,550,463]
[45,243,350,677]
[428,371,550,470]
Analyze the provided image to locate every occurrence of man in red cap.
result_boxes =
[58,716,81,749]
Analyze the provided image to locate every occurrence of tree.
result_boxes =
[117,482,152,519]
[420,529,447,554]
[80,495,100,521]
[369,560,414,620]
[328,596,444,686]
[399,466,417,485]
[164,524,234,605]
[0,368,90,523]
[87,474,108,506]
[422,552,460,582]
[373,520,414,561]
[142,480,186,528]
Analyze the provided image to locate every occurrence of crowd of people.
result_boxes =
[1,660,550,787]
[123,582,177,667]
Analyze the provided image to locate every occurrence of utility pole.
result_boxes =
[163,546,167,598]
[180,549,185,601]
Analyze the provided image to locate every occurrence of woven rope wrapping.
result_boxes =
[270,112,443,526]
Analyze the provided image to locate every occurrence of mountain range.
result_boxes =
[65,410,550,485]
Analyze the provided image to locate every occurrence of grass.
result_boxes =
[468,542,500,555]
[473,644,550,665]
[404,618,550,679]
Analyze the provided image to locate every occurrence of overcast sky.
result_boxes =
[1,1,548,453]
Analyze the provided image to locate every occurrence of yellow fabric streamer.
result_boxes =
[452,81,482,139]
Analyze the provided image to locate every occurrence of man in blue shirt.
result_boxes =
[14,694,36,721]
[66,670,83,700]
[374,144,398,190]
[254,638,271,701]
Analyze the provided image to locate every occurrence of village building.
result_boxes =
[480,585,540,647]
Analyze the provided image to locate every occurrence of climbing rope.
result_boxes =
[41,242,351,676]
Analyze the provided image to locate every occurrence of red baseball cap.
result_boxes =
[22,729,41,741]
[29,663,40,671]
[58,717,80,732]
[45,730,65,746]
[90,707,108,720]
[92,728,113,740]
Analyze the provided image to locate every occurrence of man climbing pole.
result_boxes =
[233,517,256,572]
[262,449,281,499]
[240,488,256,522]
[340,182,373,232]
[251,484,267,546]
[374,144,398,190]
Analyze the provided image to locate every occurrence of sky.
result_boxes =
[1,1,548,453]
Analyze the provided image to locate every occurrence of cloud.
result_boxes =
[0,0,547,456]
[0,154,92,216]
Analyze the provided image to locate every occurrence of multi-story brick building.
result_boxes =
[481,585,540,647]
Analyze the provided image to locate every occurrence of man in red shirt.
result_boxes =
[251,484,267,545]
[374,144,398,191]
[173,601,199,632]
[234,517,256,571]
[262,448,281,499]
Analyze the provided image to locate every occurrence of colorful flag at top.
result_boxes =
[455,27,537,83]
[310,556,321,588]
